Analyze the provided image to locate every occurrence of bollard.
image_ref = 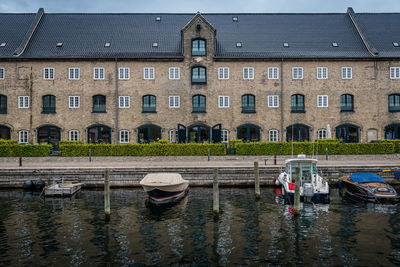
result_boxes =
[19,157,22,167]
[325,147,328,161]
[104,169,111,222]
[89,149,92,162]
[294,167,301,216]
[274,155,277,165]
[208,148,210,161]
[213,168,219,217]
[254,162,260,199]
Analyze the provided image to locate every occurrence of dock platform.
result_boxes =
[44,183,83,197]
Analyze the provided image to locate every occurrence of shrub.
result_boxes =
[0,144,52,157]
[229,139,243,149]
[59,140,83,145]
[0,139,18,145]
[158,139,169,144]
[376,139,400,153]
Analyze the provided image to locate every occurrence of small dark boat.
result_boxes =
[140,173,189,205]
[339,173,399,203]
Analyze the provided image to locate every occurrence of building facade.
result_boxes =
[0,8,400,146]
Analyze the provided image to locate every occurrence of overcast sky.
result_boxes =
[0,0,399,13]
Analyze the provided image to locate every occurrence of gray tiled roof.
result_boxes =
[0,10,399,59]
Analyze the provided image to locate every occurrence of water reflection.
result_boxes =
[0,188,400,266]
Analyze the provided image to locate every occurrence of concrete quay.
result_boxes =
[0,154,400,188]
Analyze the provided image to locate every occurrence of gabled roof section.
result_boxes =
[181,12,216,33]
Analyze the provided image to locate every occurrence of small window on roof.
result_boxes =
[105,42,111,47]
[393,42,399,47]
[0,43,5,47]
[232,17,238,22]
[236,42,242,48]
[152,42,159,48]
[56,42,63,47]
[283,42,289,48]
[156,16,161,21]
[332,42,339,47]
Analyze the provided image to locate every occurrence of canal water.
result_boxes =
[0,188,399,266]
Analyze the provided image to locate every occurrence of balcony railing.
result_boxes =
[192,106,206,113]
[0,107,6,114]
[142,106,156,113]
[93,105,106,113]
[341,105,354,112]
[42,107,56,114]
[389,106,400,112]
[291,106,305,113]
[242,106,256,113]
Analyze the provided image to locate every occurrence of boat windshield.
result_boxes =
[286,162,316,184]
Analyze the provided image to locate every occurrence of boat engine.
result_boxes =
[303,182,314,202]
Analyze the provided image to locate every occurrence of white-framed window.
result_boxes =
[269,130,278,142]
[169,129,178,143]
[169,96,180,108]
[0,67,4,80]
[169,67,180,80]
[243,67,254,80]
[43,67,54,80]
[318,129,327,139]
[292,67,303,80]
[268,67,279,79]
[341,67,352,79]
[119,96,130,108]
[317,95,328,107]
[144,67,155,80]
[119,130,130,143]
[317,67,328,79]
[218,95,229,108]
[119,67,130,80]
[69,96,80,108]
[18,96,29,108]
[222,129,229,143]
[218,67,229,80]
[18,130,28,144]
[268,95,279,108]
[94,67,105,80]
[68,68,80,80]
[68,130,80,141]
[390,67,400,79]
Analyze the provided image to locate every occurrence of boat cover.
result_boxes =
[349,173,386,184]
[140,173,189,192]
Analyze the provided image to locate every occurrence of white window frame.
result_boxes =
[317,95,328,107]
[43,67,54,80]
[68,68,80,80]
[341,67,352,79]
[390,67,400,79]
[119,96,130,108]
[318,129,327,139]
[218,67,229,80]
[18,130,28,144]
[169,67,180,80]
[119,67,130,80]
[119,130,130,143]
[268,67,279,80]
[218,95,229,108]
[144,67,155,80]
[268,95,279,108]
[0,67,4,80]
[93,67,105,80]
[68,130,80,141]
[18,96,29,108]
[222,129,229,143]
[243,67,254,80]
[269,130,278,142]
[292,67,303,80]
[317,67,328,79]
[169,96,180,108]
[68,96,80,108]
[169,129,177,143]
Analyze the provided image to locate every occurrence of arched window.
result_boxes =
[237,124,260,142]
[42,95,56,113]
[188,124,210,143]
[87,125,111,144]
[0,125,10,140]
[191,66,207,84]
[388,94,400,112]
[242,94,256,113]
[0,94,7,114]
[142,95,156,113]
[336,124,359,143]
[286,124,310,142]
[291,94,305,113]
[192,95,206,113]
[191,38,206,56]
[93,95,106,113]
[384,124,400,139]
[37,125,61,147]
[341,94,354,112]
[138,124,161,143]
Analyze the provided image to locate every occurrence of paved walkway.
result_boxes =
[1,155,400,169]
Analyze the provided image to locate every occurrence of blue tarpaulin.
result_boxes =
[350,173,386,183]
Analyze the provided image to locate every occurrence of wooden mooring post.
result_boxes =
[213,168,219,218]
[104,169,111,222]
[254,161,260,199]
[294,167,301,216]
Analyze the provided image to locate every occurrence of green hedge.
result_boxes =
[235,142,394,155]
[59,140,83,145]
[0,144,52,157]
[60,143,226,156]
[377,140,400,153]
[0,139,18,145]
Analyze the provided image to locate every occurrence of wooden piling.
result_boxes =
[254,161,260,199]
[294,167,301,216]
[104,169,110,222]
[213,168,219,217]
[19,157,22,167]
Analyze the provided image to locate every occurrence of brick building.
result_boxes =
[0,8,399,146]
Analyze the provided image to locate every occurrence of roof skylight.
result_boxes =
[156,16,161,21]
[56,42,63,47]
[0,43,5,47]
[283,42,289,48]
[152,42,159,47]
[104,42,111,47]
[332,42,339,47]
[236,42,242,48]
[232,17,238,22]
[393,42,399,47]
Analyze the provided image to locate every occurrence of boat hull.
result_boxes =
[283,191,330,204]
[146,188,188,205]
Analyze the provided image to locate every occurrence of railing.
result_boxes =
[291,106,305,113]
[142,106,156,113]
[192,106,206,113]
[242,106,256,113]
[42,107,56,114]
[93,105,106,113]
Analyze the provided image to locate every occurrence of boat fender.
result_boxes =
[275,177,281,186]
[23,180,35,190]
[34,179,46,191]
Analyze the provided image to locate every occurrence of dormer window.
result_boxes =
[56,42,63,47]
[236,42,242,48]
[0,43,5,47]
[104,42,111,47]
[283,42,289,48]
[232,17,238,22]
[191,38,206,56]
[156,16,161,21]
[332,42,339,47]
[152,42,159,48]
[393,42,399,47]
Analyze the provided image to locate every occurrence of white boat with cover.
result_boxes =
[276,154,330,203]
[140,173,189,204]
